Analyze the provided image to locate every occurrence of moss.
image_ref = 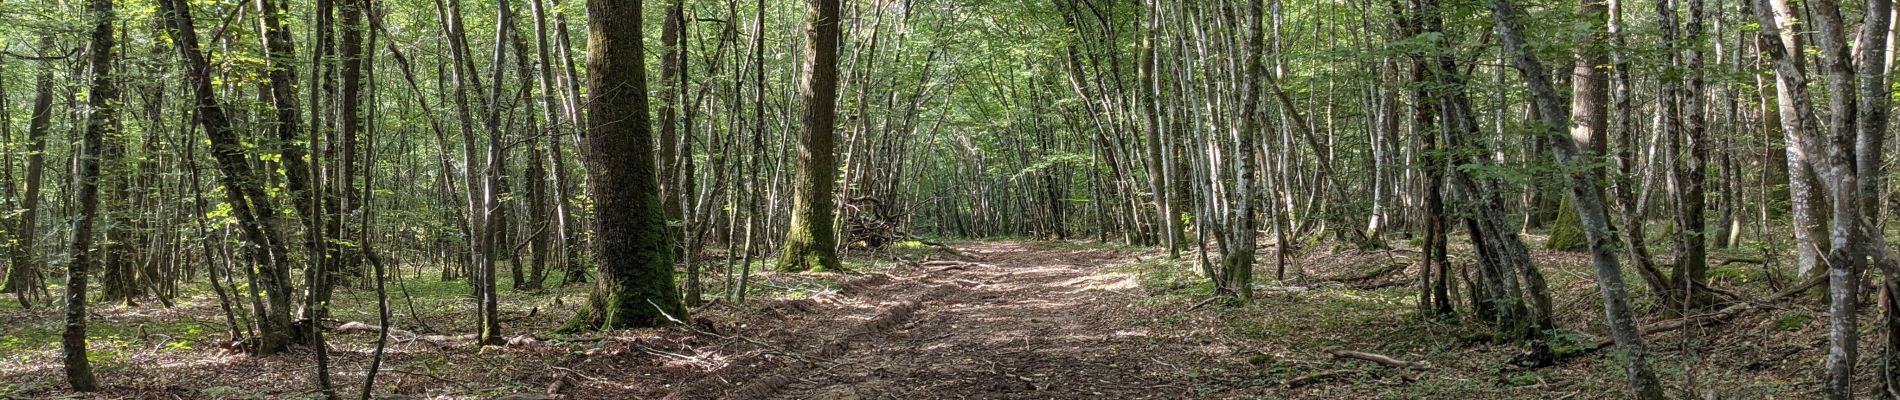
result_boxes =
[1772,314,1811,332]
[1544,198,1587,252]
[1708,266,1766,283]
[560,192,687,331]
[778,220,842,272]
[1247,353,1276,367]
[1507,372,1542,387]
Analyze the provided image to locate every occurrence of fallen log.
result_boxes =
[334,321,495,349]
[1716,256,1766,266]
[337,321,418,340]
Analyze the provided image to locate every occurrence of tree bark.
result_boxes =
[159,0,298,355]
[1491,0,1664,397]
[563,0,688,330]
[779,0,844,272]
[1808,0,1866,396]
[63,0,118,390]
[5,35,57,309]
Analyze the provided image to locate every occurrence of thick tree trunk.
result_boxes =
[563,0,688,331]
[779,0,844,272]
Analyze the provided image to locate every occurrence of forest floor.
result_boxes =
[0,237,1858,399]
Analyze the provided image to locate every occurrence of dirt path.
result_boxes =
[676,242,1202,399]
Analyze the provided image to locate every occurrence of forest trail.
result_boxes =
[680,242,1203,399]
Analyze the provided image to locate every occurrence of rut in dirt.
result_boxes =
[675,242,1202,400]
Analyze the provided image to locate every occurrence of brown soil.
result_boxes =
[671,241,1203,399]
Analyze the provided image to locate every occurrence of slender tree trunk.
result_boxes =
[255,0,332,288]
[1666,0,1712,309]
[160,0,297,355]
[1139,0,1178,259]
[526,0,564,290]
[62,0,118,390]
[1855,0,1898,394]
[6,35,57,309]
[658,0,687,260]
[1810,0,1866,396]
[1492,0,1664,397]
[1215,0,1265,301]
[1394,0,1452,314]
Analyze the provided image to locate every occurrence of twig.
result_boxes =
[1187,296,1222,311]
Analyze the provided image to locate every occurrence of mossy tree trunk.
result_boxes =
[564,0,687,331]
[1544,198,1586,252]
[779,0,844,273]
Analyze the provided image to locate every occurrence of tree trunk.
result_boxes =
[658,0,687,259]
[563,0,688,331]
[162,0,300,355]
[5,35,58,309]
[63,0,118,389]
[1491,0,1665,397]
[1664,0,1713,309]
[779,0,844,272]
[1139,0,1178,259]
[1810,0,1866,396]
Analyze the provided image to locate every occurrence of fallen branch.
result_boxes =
[920,261,994,272]
[1327,262,1411,284]
[1187,296,1223,311]
[914,239,971,258]
[1329,350,1430,370]
[337,321,418,341]
[1584,273,1825,351]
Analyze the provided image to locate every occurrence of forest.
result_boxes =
[0,0,1896,397]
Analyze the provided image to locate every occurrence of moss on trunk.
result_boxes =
[1545,197,1586,252]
